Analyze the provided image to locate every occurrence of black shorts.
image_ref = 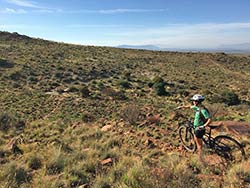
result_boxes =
[194,128,205,138]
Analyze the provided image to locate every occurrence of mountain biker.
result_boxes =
[177,94,211,154]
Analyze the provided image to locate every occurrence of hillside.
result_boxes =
[0,31,249,188]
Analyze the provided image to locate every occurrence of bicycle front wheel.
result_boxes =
[178,126,196,152]
[214,135,246,162]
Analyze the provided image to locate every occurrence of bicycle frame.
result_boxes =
[202,127,215,148]
[183,120,215,149]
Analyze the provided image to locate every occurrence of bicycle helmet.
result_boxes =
[191,94,205,102]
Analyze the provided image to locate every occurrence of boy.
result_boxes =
[177,94,211,154]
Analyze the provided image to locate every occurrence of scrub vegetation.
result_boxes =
[0,31,249,188]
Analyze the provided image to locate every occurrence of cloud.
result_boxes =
[0,8,27,14]
[2,3,167,14]
[63,8,167,14]
[102,22,250,48]
[68,24,145,29]
[96,8,167,14]
[6,0,40,8]
[5,0,62,13]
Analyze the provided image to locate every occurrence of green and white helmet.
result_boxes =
[191,94,205,102]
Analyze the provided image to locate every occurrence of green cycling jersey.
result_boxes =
[191,106,210,128]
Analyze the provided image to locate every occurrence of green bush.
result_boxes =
[151,76,168,96]
[153,82,168,96]
[9,71,22,81]
[221,90,240,105]
[0,162,30,187]
[92,178,111,188]
[28,155,42,170]
[0,113,12,132]
[0,58,14,68]
[80,86,91,97]
[68,168,88,187]
[46,155,65,175]
[0,113,25,133]
[210,90,241,106]
[118,80,131,89]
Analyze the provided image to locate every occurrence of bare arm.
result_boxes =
[203,118,211,127]
[177,105,192,109]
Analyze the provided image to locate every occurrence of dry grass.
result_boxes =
[0,32,250,187]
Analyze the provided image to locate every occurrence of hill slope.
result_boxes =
[0,31,249,187]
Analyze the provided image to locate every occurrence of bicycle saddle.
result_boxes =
[208,125,220,129]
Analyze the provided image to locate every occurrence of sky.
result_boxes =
[0,0,250,49]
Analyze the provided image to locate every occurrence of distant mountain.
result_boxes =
[2,31,250,53]
[217,43,250,53]
[117,45,161,51]
[117,43,250,53]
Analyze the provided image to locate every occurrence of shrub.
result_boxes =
[121,162,152,188]
[210,90,241,106]
[118,80,131,89]
[92,178,111,188]
[46,154,65,175]
[28,155,42,170]
[9,71,22,81]
[15,167,29,185]
[123,71,131,80]
[80,86,91,97]
[0,113,25,133]
[68,168,88,187]
[82,112,95,123]
[121,105,143,125]
[0,113,12,132]
[153,82,168,96]
[223,161,250,188]
[0,58,14,68]
[151,76,168,96]
[27,76,38,83]
[221,90,240,106]
[68,85,79,92]
[0,162,31,187]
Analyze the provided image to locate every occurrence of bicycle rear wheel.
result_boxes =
[214,135,246,162]
[178,126,196,152]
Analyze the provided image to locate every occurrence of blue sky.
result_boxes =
[0,0,250,48]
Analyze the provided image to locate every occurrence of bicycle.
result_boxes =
[178,119,246,162]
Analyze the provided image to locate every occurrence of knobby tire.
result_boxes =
[214,135,246,162]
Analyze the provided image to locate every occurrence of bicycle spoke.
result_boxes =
[214,135,245,163]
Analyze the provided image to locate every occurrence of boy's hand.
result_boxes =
[197,126,205,130]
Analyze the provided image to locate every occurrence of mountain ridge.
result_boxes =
[117,43,250,53]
